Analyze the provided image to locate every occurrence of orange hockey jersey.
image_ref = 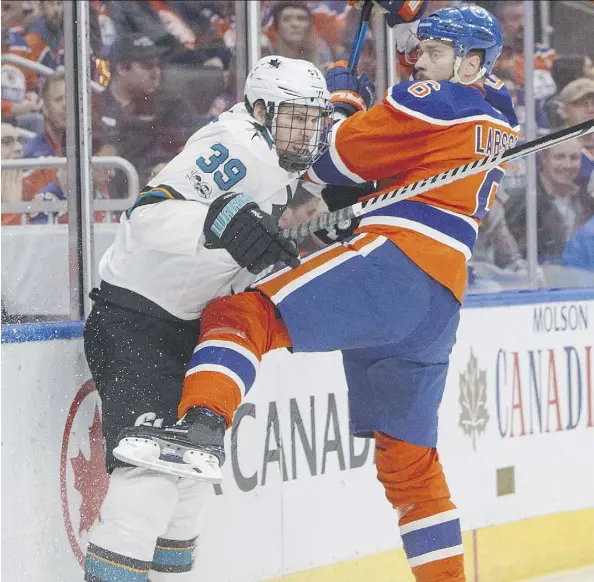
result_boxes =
[307,79,520,302]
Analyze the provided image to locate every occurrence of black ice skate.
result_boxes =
[112,407,226,483]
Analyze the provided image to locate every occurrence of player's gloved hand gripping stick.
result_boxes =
[204,192,300,273]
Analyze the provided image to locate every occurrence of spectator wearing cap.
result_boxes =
[94,33,196,198]
[557,78,594,190]
[97,34,167,125]
[545,54,594,126]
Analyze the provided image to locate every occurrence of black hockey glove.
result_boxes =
[314,182,375,244]
[204,192,300,274]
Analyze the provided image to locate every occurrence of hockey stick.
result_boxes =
[349,1,374,72]
[282,119,594,240]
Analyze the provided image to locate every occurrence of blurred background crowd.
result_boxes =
[1,0,594,322]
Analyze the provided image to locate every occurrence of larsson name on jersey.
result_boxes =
[475,126,518,157]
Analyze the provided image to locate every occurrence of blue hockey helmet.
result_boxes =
[416,5,503,82]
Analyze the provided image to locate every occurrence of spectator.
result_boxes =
[28,166,68,225]
[308,1,350,57]
[492,0,556,131]
[94,33,197,197]
[505,138,593,263]
[206,57,237,118]
[104,1,231,69]
[262,1,351,59]
[551,54,594,92]
[562,216,594,272]
[22,70,66,202]
[1,1,43,129]
[23,0,65,88]
[184,1,236,48]
[1,122,26,226]
[1,1,32,36]
[556,78,594,190]
[29,142,118,225]
[164,1,233,68]
[106,0,192,55]
[269,2,334,70]
[545,55,594,125]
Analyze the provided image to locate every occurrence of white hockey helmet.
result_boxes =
[244,55,332,173]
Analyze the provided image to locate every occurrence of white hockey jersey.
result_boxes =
[99,104,299,320]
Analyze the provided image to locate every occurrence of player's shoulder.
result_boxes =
[186,111,275,155]
[387,80,514,128]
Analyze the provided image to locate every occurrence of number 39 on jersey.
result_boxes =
[196,144,247,191]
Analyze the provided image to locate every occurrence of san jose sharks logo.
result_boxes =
[247,121,274,149]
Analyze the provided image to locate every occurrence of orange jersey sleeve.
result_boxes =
[308,80,520,301]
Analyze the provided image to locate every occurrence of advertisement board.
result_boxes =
[1,299,593,581]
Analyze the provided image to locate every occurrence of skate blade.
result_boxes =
[113,438,223,484]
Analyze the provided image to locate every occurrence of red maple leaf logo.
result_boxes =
[70,404,109,535]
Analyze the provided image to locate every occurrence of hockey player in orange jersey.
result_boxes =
[115,6,519,582]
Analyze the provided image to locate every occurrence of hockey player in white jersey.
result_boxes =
[83,55,330,581]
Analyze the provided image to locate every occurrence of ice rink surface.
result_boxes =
[524,567,594,582]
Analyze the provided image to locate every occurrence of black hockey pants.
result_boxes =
[84,282,201,472]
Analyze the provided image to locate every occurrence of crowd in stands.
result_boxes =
[468,0,594,287]
[1,0,594,293]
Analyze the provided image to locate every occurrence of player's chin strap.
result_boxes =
[264,101,277,140]
[451,56,486,85]
[244,96,278,143]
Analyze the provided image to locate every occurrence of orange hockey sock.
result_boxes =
[179,292,291,426]
[375,432,465,582]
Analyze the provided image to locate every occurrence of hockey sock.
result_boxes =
[375,432,466,582]
[85,543,151,581]
[151,536,197,574]
[85,468,185,581]
[179,292,291,425]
